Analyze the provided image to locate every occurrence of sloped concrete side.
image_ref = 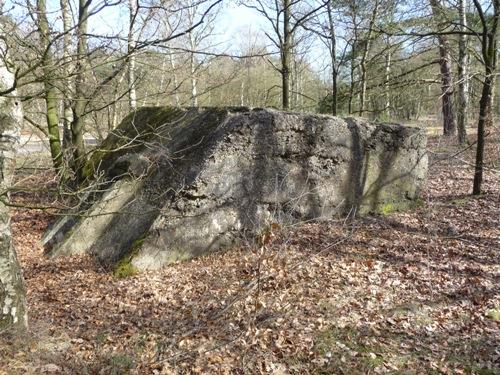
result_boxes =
[43,107,241,263]
[43,179,145,258]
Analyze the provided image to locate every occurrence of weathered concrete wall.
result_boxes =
[0,48,27,331]
[43,107,427,271]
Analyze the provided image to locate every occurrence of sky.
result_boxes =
[3,0,263,36]
[87,1,267,48]
[80,0,327,69]
[3,0,330,77]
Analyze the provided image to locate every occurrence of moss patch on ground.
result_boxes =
[314,326,387,373]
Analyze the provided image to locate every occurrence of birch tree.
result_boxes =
[0,26,27,332]
[246,0,327,110]
[384,35,392,118]
[128,0,138,110]
[457,0,469,144]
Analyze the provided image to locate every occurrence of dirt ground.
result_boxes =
[1,132,499,374]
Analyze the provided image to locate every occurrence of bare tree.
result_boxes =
[472,0,498,195]
[383,35,392,118]
[457,0,469,144]
[429,0,457,137]
[358,0,380,116]
[183,0,220,106]
[345,1,360,115]
[308,0,346,115]
[246,0,326,110]
[325,1,338,115]
[168,51,181,106]
[60,0,74,158]
[128,0,138,110]
[71,0,91,180]
[36,0,64,172]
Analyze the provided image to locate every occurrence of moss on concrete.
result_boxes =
[83,107,237,181]
[379,202,396,215]
[112,236,145,278]
[130,246,198,270]
[375,198,424,216]
[84,107,186,180]
[113,258,137,279]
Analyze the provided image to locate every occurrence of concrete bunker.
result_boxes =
[43,107,428,271]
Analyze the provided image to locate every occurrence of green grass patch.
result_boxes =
[451,197,470,206]
[464,366,499,375]
[313,326,386,374]
[108,353,135,373]
[485,307,500,321]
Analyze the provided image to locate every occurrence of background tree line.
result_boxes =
[0,0,497,194]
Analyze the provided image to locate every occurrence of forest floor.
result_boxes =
[0,132,499,374]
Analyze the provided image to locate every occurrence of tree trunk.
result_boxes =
[457,0,469,144]
[430,0,457,137]
[472,0,498,195]
[37,0,63,173]
[71,0,90,180]
[155,56,167,106]
[187,5,199,107]
[240,80,245,106]
[168,51,181,106]
[472,75,493,194]
[326,1,338,116]
[0,40,27,332]
[60,0,73,162]
[282,0,291,110]
[437,38,456,136]
[128,0,137,110]
[348,56,355,115]
[111,70,126,130]
[359,0,379,117]
[45,87,63,171]
[384,42,391,118]
[189,51,198,106]
[348,7,358,115]
[292,54,299,109]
